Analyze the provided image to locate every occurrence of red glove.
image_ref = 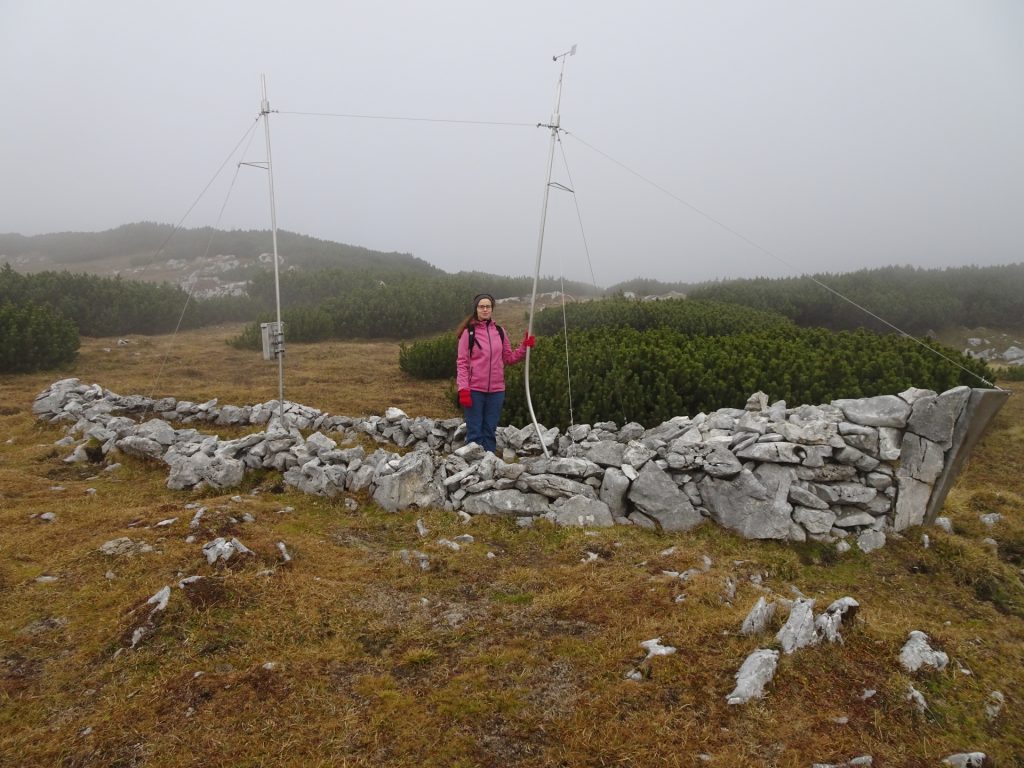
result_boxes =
[523,333,536,348]
[458,389,473,408]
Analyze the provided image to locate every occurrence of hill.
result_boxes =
[0,222,443,297]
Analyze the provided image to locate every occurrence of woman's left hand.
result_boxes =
[523,332,536,348]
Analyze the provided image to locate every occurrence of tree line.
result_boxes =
[687,263,1024,334]
[0,264,251,338]
[232,270,602,347]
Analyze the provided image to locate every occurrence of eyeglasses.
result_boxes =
[476,304,493,310]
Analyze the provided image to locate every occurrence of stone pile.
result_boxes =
[34,378,985,545]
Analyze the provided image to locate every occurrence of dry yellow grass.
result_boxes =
[1,327,1022,767]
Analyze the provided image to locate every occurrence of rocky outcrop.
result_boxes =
[34,379,1009,546]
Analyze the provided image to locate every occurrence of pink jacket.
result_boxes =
[456,319,528,393]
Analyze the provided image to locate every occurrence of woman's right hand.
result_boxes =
[459,389,473,408]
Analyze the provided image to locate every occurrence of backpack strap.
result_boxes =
[466,323,504,353]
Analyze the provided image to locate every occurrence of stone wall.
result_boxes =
[33,378,1008,551]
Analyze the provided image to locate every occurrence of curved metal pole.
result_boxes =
[260,75,286,427]
[525,46,575,458]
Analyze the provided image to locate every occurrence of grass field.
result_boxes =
[1,320,1022,767]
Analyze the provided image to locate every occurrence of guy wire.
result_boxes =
[564,131,1003,391]
[142,119,263,417]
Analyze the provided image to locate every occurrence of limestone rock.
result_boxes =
[100,537,154,557]
[627,461,703,532]
[832,395,912,428]
[776,598,817,654]
[940,753,987,768]
[700,466,794,540]
[739,596,775,636]
[372,451,443,512]
[899,630,949,672]
[549,495,614,528]
[726,649,779,705]
[907,386,970,449]
[461,489,551,517]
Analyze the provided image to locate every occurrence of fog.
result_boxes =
[1,0,1021,285]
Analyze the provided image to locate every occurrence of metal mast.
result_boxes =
[259,75,286,426]
[525,45,576,458]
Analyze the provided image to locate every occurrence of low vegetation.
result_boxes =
[688,263,1024,335]
[1,318,1021,766]
[0,300,79,373]
[401,298,994,427]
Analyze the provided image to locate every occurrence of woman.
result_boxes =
[456,293,535,453]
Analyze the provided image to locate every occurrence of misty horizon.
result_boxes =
[2,1,1021,285]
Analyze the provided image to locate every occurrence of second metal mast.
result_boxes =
[525,45,576,458]
[259,75,286,427]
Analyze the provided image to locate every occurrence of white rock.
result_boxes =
[899,630,949,672]
[147,585,171,612]
[740,596,775,636]
[934,517,954,534]
[985,690,1005,721]
[100,537,154,557]
[640,638,676,659]
[906,684,928,713]
[726,648,779,705]
[776,598,817,654]
[857,529,886,553]
[812,757,872,768]
[202,537,253,565]
[814,597,859,643]
[941,753,987,767]
[276,542,292,562]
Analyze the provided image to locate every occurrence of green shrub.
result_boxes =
[532,297,793,337]
[0,300,79,373]
[501,326,995,428]
[227,322,262,350]
[399,334,458,379]
[999,366,1024,382]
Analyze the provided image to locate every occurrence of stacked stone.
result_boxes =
[33,378,974,545]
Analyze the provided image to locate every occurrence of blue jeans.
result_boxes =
[464,390,505,453]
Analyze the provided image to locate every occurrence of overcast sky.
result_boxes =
[1,1,1021,285]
